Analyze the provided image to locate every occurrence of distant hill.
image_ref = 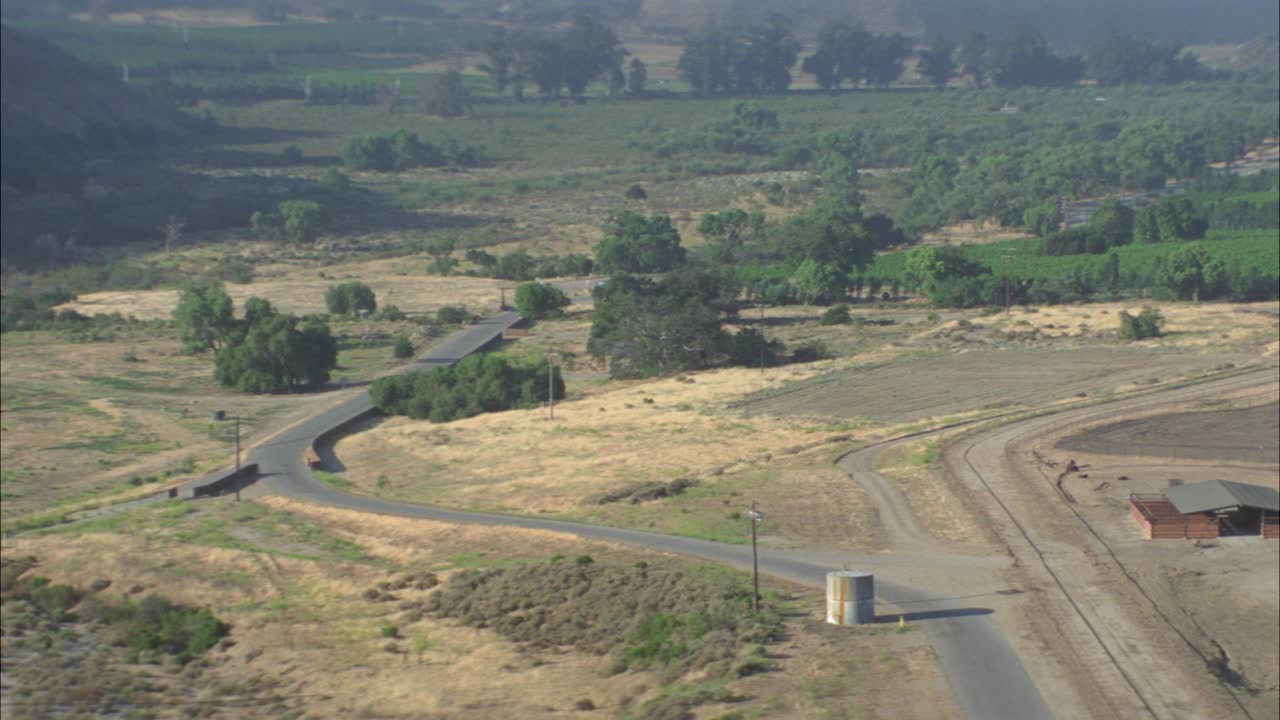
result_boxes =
[1,23,193,145]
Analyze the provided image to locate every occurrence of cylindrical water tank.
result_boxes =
[826,571,874,625]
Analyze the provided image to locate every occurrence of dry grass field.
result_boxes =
[2,496,957,719]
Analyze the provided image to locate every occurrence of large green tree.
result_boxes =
[173,282,236,354]
[594,210,686,273]
[213,311,337,393]
[1157,242,1224,302]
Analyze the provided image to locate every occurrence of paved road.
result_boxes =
[183,307,1051,720]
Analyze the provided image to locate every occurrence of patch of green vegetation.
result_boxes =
[312,470,355,493]
[40,499,374,566]
[426,556,784,715]
[567,472,771,544]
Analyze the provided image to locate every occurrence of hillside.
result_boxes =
[0,23,192,144]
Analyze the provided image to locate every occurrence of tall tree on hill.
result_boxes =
[959,31,989,86]
[478,28,515,94]
[917,39,957,89]
[627,58,647,95]
[739,13,801,92]
[678,22,736,96]
[865,33,911,87]
[801,21,873,90]
[560,14,627,98]
[988,25,1084,88]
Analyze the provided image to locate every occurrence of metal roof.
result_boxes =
[1166,480,1280,514]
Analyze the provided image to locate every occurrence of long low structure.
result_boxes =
[1129,480,1280,539]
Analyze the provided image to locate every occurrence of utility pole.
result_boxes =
[544,353,559,420]
[749,502,764,613]
[213,411,242,501]
[759,303,766,372]
[1003,251,1015,315]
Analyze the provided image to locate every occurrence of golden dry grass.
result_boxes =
[335,362,859,513]
[3,497,954,719]
[914,300,1278,347]
[58,256,507,321]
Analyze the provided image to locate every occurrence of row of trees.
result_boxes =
[897,241,1276,308]
[173,283,337,392]
[1042,197,1208,256]
[587,270,784,378]
[675,19,1207,97]
[477,16,635,100]
[341,130,483,172]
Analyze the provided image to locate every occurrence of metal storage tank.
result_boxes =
[826,571,875,625]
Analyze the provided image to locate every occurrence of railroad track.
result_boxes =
[949,369,1274,720]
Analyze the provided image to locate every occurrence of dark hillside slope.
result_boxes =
[1,23,193,146]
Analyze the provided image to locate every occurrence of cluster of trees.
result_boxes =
[173,283,337,392]
[1043,197,1207,256]
[1087,33,1207,85]
[894,235,1277,308]
[341,130,483,172]
[477,16,635,100]
[461,248,594,280]
[646,101,794,162]
[249,200,326,243]
[369,353,562,422]
[801,21,911,90]
[587,270,784,378]
[593,210,686,274]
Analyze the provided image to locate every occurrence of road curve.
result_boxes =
[187,309,1051,720]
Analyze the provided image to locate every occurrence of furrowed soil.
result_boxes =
[736,302,1274,424]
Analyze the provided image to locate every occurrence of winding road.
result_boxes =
[180,306,1276,719]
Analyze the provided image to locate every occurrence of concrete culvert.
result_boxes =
[826,571,874,626]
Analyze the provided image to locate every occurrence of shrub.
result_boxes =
[514,282,571,320]
[109,595,229,665]
[625,184,648,200]
[436,305,470,325]
[819,304,851,325]
[791,340,830,363]
[1118,307,1163,339]
[380,624,399,638]
[393,335,414,359]
[325,282,377,317]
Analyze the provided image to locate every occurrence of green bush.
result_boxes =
[514,282,571,320]
[1118,306,1163,339]
[436,305,471,324]
[108,595,229,665]
[325,282,377,317]
[819,304,851,325]
[393,335,414,359]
